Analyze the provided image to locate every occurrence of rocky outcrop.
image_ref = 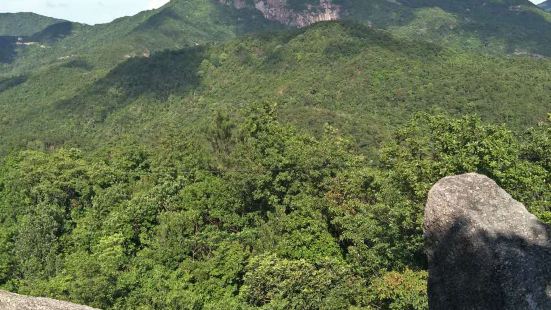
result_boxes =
[220,0,343,27]
[424,173,551,310]
[0,291,99,310]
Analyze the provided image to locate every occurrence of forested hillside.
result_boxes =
[0,106,548,309]
[0,22,549,157]
[0,0,281,75]
[0,13,63,36]
[223,0,551,56]
[341,0,551,56]
[0,1,549,309]
[4,0,551,76]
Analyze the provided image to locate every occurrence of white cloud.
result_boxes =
[148,0,170,9]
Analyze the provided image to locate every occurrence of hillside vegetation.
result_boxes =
[340,0,551,56]
[0,22,549,156]
[0,106,548,309]
[4,0,551,75]
[220,0,551,56]
[0,13,63,36]
[0,0,281,75]
[0,1,549,309]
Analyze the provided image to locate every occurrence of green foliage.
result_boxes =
[367,269,428,310]
[0,109,547,309]
[380,114,549,212]
[0,2,549,308]
[0,229,14,284]
[0,13,63,36]
[240,254,368,309]
[1,22,549,158]
[518,116,551,221]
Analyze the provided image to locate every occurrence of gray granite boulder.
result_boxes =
[0,291,99,310]
[424,173,551,310]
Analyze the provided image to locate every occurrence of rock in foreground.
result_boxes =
[424,173,551,310]
[0,291,99,310]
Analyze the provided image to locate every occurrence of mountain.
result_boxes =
[539,0,551,11]
[0,1,549,309]
[0,21,548,156]
[0,1,282,74]
[0,12,64,36]
[0,1,549,162]
[221,0,551,56]
[4,0,551,75]
[0,13,67,65]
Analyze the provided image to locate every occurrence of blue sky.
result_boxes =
[0,0,546,25]
[0,0,171,25]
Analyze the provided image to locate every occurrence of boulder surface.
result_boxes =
[0,290,99,310]
[424,173,551,310]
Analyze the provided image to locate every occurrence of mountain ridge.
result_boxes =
[0,21,548,156]
[0,0,282,75]
[0,12,64,36]
[218,0,551,56]
[3,0,551,77]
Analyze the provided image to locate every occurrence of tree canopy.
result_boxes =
[0,107,548,309]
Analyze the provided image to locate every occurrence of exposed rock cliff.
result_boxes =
[219,0,342,27]
[424,173,551,309]
[0,291,99,310]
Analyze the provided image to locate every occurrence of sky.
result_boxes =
[0,0,546,25]
[0,0,171,25]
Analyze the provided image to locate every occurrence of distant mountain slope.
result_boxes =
[540,0,551,11]
[1,0,282,75]
[223,0,551,56]
[0,12,64,36]
[0,22,548,155]
[0,1,550,154]
[4,0,551,76]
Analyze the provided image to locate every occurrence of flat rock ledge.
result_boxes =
[424,173,551,310]
[0,290,99,310]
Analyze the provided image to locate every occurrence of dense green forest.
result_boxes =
[0,0,549,309]
[0,1,281,76]
[340,0,551,56]
[0,107,549,309]
[0,12,63,36]
[0,22,549,157]
[3,0,551,76]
